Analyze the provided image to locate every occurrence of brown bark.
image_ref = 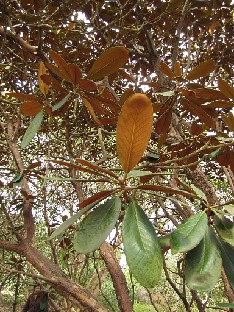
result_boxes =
[100,242,133,312]
[1,241,108,311]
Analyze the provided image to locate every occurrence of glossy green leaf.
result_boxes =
[184,228,222,291]
[214,215,234,245]
[158,234,171,249]
[214,303,234,309]
[190,185,207,202]
[21,110,43,149]
[74,197,121,253]
[170,212,208,254]
[122,199,163,288]
[215,234,234,291]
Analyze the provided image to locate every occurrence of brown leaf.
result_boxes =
[87,46,129,80]
[38,62,49,96]
[7,93,38,101]
[181,99,216,129]
[78,79,97,91]
[203,100,234,108]
[174,61,182,77]
[191,122,203,135]
[119,89,135,106]
[45,62,72,83]
[155,99,173,134]
[79,190,115,209]
[116,93,153,173]
[40,74,65,92]
[82,97,102,125]
[221,112,234,131]
[194,88,228,100]
[218,79,234,100]
[186,59,216,80]
[51,160,104,176]
[20,101,43,116]
[68,63,82,85]
[159,62,175,79]
[75,158,119,181]
[49,50,73,83]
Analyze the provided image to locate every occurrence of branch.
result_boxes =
[0,27,37,54]
[100,242,133,312]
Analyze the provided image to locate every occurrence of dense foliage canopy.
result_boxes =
[0,0,233,311]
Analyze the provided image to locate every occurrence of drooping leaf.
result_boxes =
[214,303,234,309]
[214,215,234,246]
[20,101,43,116]
[184,228,222,291]
[74,197,121,253]
[38,62,49,96]
[75,158,120,181]
[218,78,234,100]
[122,199,163,288]
[21,110,43,149]
[186,59,216,80]
[49,50,73,82]
[87,46,129,80]
[155,99,173,134]
[181,99,216,129]
[170,212,208,254]
[174,61,182,77]
[49,200,100,240]
[159,62,175,79]
[82,97,102,125]
[52,93,71,112]
[215,235,234,291]
[116,93,153,173]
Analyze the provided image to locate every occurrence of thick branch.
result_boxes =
[100,242,133,312]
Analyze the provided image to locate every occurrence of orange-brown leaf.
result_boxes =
[75,158,119,181]
[78,79,97,91]
[20,101,43,116]
[45,62,72,83]
[181,99,216,129]
[82,97,102,125]
[38,62,49,96]
[79,190,115,209]
[87,46,129,80]
[203,100,234,108]
[222,112,234,131]
[186,59,216,80]
[218,79,234,101]
[116,93,153,173]
[194,88,228,100]
[174,61,182,77]
[155,100,173,134]
[159,62,175,79]
[68,63,82,85]
[8,93,38,101]
[49,50,73,82]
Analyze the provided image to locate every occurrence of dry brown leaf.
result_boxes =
[186,59,216,80]
[116,93,153,173]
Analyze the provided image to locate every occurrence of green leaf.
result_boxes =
[158,234,171,249]
[49,201,97,240]
[127,170,153,178]
[207,147,222,159]
[170,212,208,254]
[214,303,234,309]
[52,93,71,111]
[122,199,163,288]
[215,235,234,291]
[214,215,234,245]
[184,228,222,291]
[40,293,48,310]
[223,204,234,215]
[74,197,121,253]
[21,110,43,149]
[190,185,207,202]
